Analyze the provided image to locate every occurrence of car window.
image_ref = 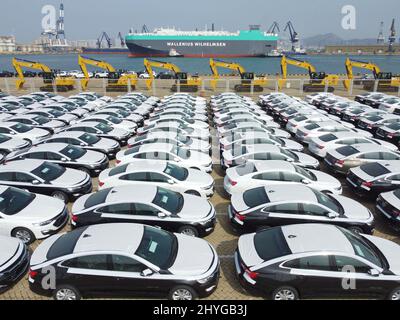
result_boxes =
[24,152,47,160]
[110,255,146,273]
[284,255,332,271]
[0,172,14,180]
[281,172,303,183]
[301,203,330,216]
[46,152,63,161]
[266,203,300,214]
[0,128,11,134]
[358,152,381,160]
[120,172,148,182]
[389,174,400,181]
[15,172,35,183]
[63,255,109,270]
[135,203,160,216]
[253,172,282,181]
[333,255,371,273]
[268,153,287,161]
[338,138,357,145]
[97,203,133,215]
[149,172,169,183]
[380,152,400,160]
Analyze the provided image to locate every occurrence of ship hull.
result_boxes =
[81,47,129,54]
[126,39,277,58]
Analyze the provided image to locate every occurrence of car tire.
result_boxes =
[52,191,69,203]
[185,190,201,197]
[168,285,197,300]
[348,226,364,234]
[53,285,81,301]
[178,225,199,237]
[272,286,299,300]
[11,227,35,245]
[388,287,400,300]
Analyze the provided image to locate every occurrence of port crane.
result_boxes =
[284,21,300,52]
[388,19,396,53]
[78,55,137,92]
[117,32,125,47]
[267,22,280,34]
[278,55,339,92]
[97,32,112,49]
[209,58,267,92]
[143,58,202,92]
[344,58,400,92]
[12,57,75,92]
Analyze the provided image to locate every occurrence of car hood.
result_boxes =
[78,150,107,164]
[14,194,65,221]
[28,127,50,137]
[0,138,28,150]
[331,194,372,220]
[186,169,214,188]
[294,152,319,167]
[282,139,303,151]
[178,194,213,220]
[93,137,119,149]
[0,237,21,268]
[238,233,264,267]
[52,168,89,187]
[168,234,215,276]
[310,170,342,189]
[362,235,400,275]
[110,127,129,137]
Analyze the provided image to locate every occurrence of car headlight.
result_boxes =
[33,219,54,227]
[197,274,214,284]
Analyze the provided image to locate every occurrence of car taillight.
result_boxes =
[362,181,373,188]
[127,144,133,148]
[116,160,121,164]
[335,159,344,166]
[303,133,309,136]
[29,269,38,279]
[229,178,237,186]
[244,268,259,280]
[392,210,400,217]
[235,213,245,221]
[317,144,324,149]
[71,214,78,222]
[388,133,394,139]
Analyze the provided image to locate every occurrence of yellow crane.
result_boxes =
[278,55,339,92]
[12,57,75,92]
[78,55,137,92]
[143,58,201,92]
[209,58,267,92]
[344,58,400,92]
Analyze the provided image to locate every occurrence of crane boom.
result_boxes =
[143,58,181,89]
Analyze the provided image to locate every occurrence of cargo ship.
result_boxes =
[125,26,279,58]
[81,47,129,54]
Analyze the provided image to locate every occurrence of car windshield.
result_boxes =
[171,146,190,159]
[33,116,49,125]
[84,188,111,208]
[107,116,122,124]
[361,163,391,177]
[48,110,64,117]
[366,116,383,122]
[79,133,100,144]
[152,187,183,214]
[60,145,86,160]
[254,227,292,261]
[176,135,190,144]
[164,163,188,181]
[0,187,36,215]
[387,122,400,131]
[31,161,66,181]
[336,146,358,157]
[319,134,337,142]
[304,123,320,130]
[294,115,307,122]
[339,227,384,268]
[135,226,177,270]
[95,123,112,133]
[0,134,11,143]
[280,148,298,160]
[243,186,269,208]
[124,146,140,156]
[11,123,31,133]
[294,165,315,181]
[311,189,341,213]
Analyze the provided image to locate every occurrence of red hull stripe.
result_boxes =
[128,53,263,58]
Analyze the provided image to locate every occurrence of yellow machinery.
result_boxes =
[279,55,339,92]
[209,58,267,92]
[344,58,400,92]
[78,55,137,92]
[12,57,75,92]
[143,58,201,92]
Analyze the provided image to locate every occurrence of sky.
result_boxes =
[0,0,399,43]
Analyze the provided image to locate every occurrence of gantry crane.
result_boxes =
[209,58,267,92]
[78,55,137,92]
[278,55,339,92]
[143,58,202,92]
[12,57,75,92]
[344,57,400,92]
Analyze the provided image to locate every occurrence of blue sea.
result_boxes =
[1,53,400,75]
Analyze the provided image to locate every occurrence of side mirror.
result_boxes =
[61,158,68,162]
[32,180,40,185]
[286,158,294,162]
[167,179,175,185]
[302,179,311,185]
[368,269,380,277]
[158,212,167,218]
[174,157,181,162]
[327,212,336,219]
[140,268,154,277]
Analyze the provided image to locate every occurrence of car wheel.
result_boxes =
[52,191,69,203]
[11,227,35,244]
[185,190,201,197]
[388,287,400,300]
[178,225,199,237]
[169,286,197,300]
[348,226,363,234]
[53,285,81,301]
[272,286,299,300]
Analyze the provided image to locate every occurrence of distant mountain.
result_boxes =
[302,33,378,47]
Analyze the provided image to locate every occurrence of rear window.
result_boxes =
[387,122,400,131]
[109,164,129,176]
[319,134,337,142]
[235,163,257,176]
[243,187,269,208]
[360,163,391,177]
[294,115,307,121]
[304,123,319,130]
[254,227,291,261]
[84,188,111,208]
[336,146,358,156]
[46,227,88,261]
[366,116,382,122]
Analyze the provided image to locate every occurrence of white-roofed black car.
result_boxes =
[29,223,220,300]
[235,224,400,300]
[229,184,374,234]
[71,185,216,237]
[0,160,92,203]
[9,143,109,177]
[376,189,400,232]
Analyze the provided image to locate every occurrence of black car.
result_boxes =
[235,224,400,300]
[375,122,400,146]
[376,190,400,231]
[29,223,220,300]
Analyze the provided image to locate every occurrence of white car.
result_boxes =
[98,160,214,197]
[224,160,342,195]
[144,117,209,130]
[0,186,68,244]
[116,143,213,172]
[79,115,138,134]
[0,122,51,145]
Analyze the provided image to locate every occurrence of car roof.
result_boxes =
[73,223,144,254]
[240,144,281,153]
[70,121,103,127]
[368,162,400,173]
[319,131,369,140]
[252,160,296,172]
[351,143,394,152]
[25,143,69,152]
[104,185,158,204]
[50,131,87,139]
[139,143,174,152]
[109,160,168,174]
[281,224,354,254]
[0,159,45,171]
[0,121,28,128]
[262,185,317,202]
